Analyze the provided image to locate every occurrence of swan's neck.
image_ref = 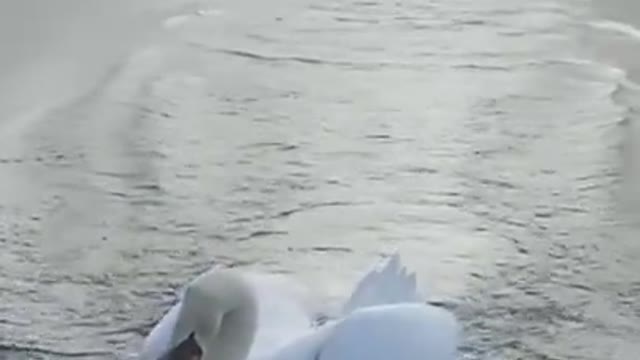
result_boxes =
[201,306,257,360]
[190,270,258,360]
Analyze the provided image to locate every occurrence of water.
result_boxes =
[1,0,639,359]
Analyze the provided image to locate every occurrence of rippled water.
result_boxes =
[1,0,639,359]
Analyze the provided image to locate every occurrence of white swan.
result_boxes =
[138,254,460,360]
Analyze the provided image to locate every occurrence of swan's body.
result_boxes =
[139,254,460,360]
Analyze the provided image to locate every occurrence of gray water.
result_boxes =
[1,0,639,359]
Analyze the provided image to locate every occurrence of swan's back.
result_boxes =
[269,254,460,360]
[318,303,459,360]
[329,254,459,360]
[244,273,319,360]
[269,303,459,360]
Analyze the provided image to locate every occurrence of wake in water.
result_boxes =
[589,19,640,40]
[0,0,176,121]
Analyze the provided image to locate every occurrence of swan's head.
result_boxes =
[162,269,258,360]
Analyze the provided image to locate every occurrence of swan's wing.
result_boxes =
[342,253,421,314]
[243,273,324,360]
[263,326,332,360]
[269,303,460,360]
[319,303,459,360]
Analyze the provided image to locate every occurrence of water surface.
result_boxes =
[1,0,639,359]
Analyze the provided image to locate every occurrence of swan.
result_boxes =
[138,254,460,360]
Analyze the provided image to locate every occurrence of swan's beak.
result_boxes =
[161,332,203,360]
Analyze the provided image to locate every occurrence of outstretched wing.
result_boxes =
[341,253,421,314]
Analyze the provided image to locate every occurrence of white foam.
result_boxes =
[162,8,224,29]
[589,19,640,41]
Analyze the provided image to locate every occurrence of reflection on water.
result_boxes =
[1,0,639,359]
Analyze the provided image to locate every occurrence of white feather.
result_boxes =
[139,254,460,360]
